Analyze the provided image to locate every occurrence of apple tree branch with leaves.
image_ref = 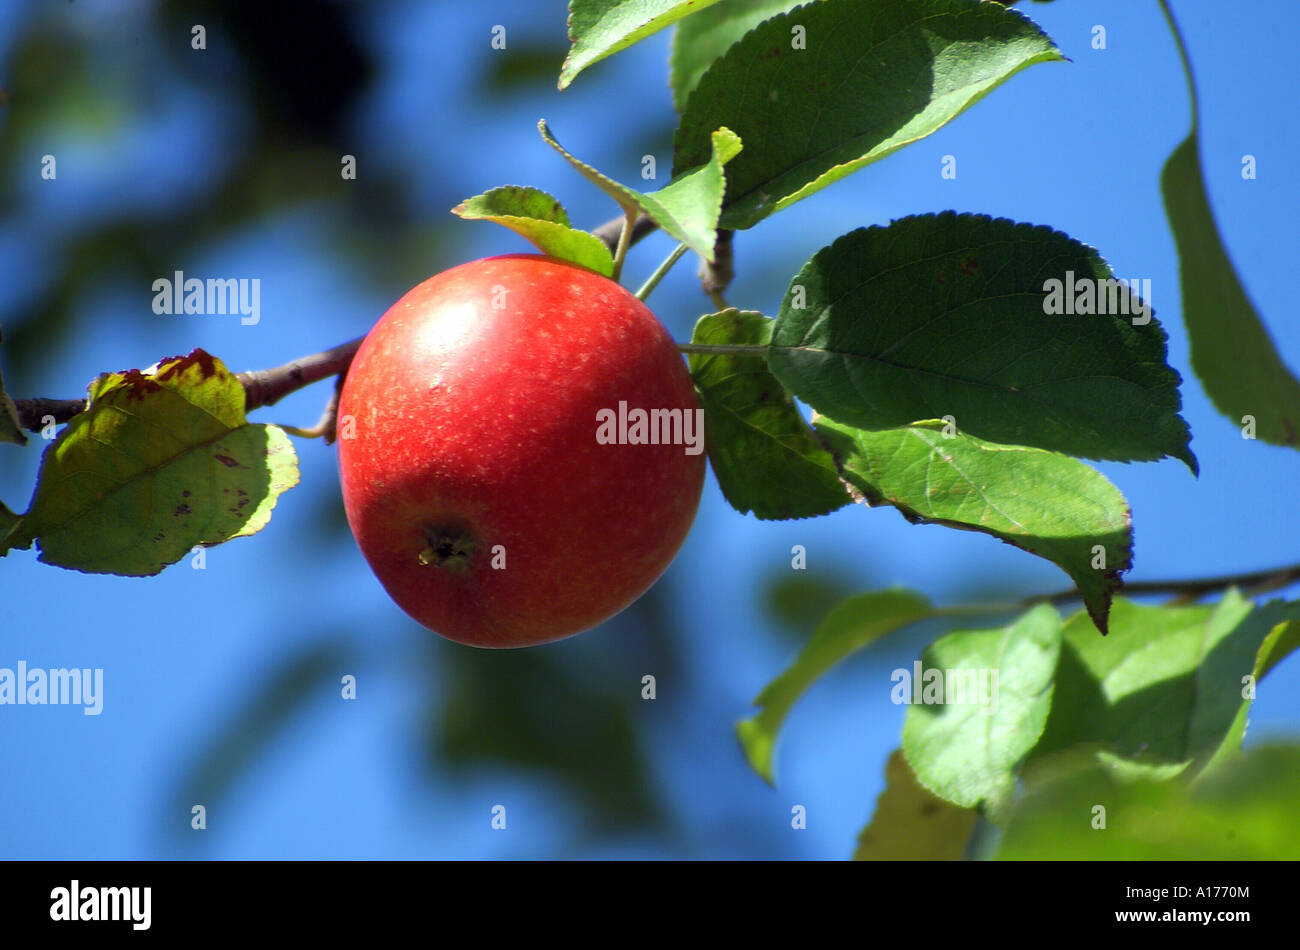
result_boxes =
[3,0,1299,858]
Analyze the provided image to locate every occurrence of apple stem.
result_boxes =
[610,206,638,282]
[635,243,689,302]
[272,375,343,443]
[277,423,327,440]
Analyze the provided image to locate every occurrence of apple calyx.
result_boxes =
[417,526,476,572]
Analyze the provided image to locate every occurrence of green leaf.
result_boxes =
[1027,593,1288,779]
[1254,604,1300,679]
[1162,135,1300,447]
[1198,598,1300,775]
[559,0,724,90]
[998,744,1300,860]
[688,309,849,520]
[815,418,1131,633]
[854,749,979,860]
[539,120,741,261]
[737,588,932,785]
[7,349,299,576]
[901,604,1062,815]
[452,185,615,276]
[0,325,27,446]
[673,0,1063,228]
[669,0,808,113]
[770,214,1197,471]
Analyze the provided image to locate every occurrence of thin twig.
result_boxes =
[636,243,689,301]
[942,561,1300,617]
[275,374,345,443]
[610,206,638,282]
[1081,563,1300,602]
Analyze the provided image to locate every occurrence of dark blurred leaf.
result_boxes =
[2,151,343,395]
[0,500,18,540]
[762,571,857,636]
[174,637,352,823]
[481,42,567,94]
[161,0,371,144]
[999,744,1300,859]
[0,7,392,396]
[0,326,25,446]
[429,590,675,835]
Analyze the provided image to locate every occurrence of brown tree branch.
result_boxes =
[1022,561,1300,607]
[592,211,657,254]
[235,337,361,414]
[12,398,89,431]
[9,244,1300,607]
[699,228,735,309]
[12,337,363,433]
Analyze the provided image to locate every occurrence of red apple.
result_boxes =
[337,254,706,648]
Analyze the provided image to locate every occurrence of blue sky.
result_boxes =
[1,0,1297,859]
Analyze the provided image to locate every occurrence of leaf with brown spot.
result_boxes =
[4,349,299,576]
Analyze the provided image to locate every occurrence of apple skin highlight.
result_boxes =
[338,255,706,648]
